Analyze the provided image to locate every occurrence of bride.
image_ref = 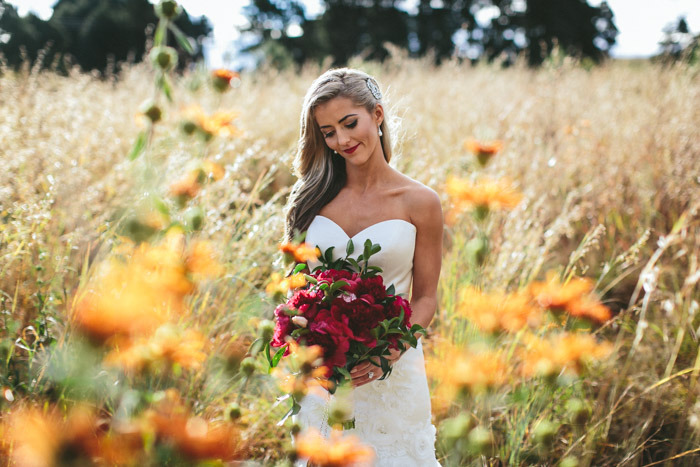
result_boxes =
[284,68,443,466]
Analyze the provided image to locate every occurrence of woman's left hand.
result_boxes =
[350,347,403,387]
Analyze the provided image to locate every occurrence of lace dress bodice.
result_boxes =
[294,215,440,467]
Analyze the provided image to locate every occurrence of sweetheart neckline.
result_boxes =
[313,215,416,240]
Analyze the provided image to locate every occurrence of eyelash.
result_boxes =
[323,120,357,139]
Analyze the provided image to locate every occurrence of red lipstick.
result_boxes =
[344,143,360,154]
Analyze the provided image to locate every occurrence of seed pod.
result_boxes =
[150,46,178,71]
[467,426,494,455]
[155,0,181,20]
[240,357,256,376]
[226,402,242,421]
[185,206,204,231]
[566,398,591,425]
[259,319,275,342]
[140,100,162,123]
[533,420,559,447]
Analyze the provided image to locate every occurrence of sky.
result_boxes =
[7,0,700,68]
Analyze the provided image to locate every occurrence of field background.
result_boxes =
[1,55,699,465]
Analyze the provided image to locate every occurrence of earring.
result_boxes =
[333,150,338,154]
[378,126,383,137]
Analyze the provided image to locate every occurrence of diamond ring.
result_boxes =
[368,371,375,379]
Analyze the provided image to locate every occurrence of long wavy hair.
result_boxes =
[284,68,393,242]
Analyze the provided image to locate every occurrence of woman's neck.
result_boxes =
[344,150,393,194]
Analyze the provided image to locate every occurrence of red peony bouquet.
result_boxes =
[270,238,425,393]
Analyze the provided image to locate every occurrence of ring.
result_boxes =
[368,371,375,379]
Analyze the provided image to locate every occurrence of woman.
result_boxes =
[284,68,443,466]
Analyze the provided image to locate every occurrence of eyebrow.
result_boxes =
[319,114,357,129]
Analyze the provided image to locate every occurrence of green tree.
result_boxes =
[0,0,211,73]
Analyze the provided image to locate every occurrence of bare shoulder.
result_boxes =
[393,173,443,227]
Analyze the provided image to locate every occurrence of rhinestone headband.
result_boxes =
[366,78,382,100]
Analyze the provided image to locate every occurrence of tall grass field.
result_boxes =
[0,48,699,466]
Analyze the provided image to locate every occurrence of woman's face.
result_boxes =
[314,96,384,166]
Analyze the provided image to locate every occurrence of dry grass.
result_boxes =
[1,55,699,465]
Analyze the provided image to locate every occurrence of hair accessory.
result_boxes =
[378,126,383,137]
[366,78,382,100]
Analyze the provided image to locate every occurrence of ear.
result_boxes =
[373,104,384,127]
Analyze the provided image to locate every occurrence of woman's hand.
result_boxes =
[350,347,403,387]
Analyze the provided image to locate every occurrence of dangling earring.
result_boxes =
[378,126,383,137]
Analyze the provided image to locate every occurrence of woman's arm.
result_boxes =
[407,186,444,331]
[351,185,443,387]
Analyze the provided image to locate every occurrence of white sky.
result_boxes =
[7,0,700,67]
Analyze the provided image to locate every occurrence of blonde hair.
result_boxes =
[284,68,393,241]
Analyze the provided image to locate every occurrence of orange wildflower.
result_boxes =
[427,342,509,399]
[279,242,321,263]
[457,286,542,333]
[529,272,611,323]
[464,138,504,166]
[446,176,523,219]
[185,240,224,278]
[295,428,375,467]
[202,159,226,181]
[169,169,202,199]
[73,230,194,342]
[519,333,613,378]
[181,105,241,139]
[212,68,239,84]
[145,390,244,461]
[266,272,307,295]
[104,325,208,373]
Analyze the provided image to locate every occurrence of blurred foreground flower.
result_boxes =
[428,342,509,401]
[295,428,375,466]
[529,272,612,324]
[181,105,241,140]
[446,176,522,222]
[519,333,613,378]
[458,286,542,333]
[279,242,321,264]
[144,389,245,461]
[1,405,141,466]
[212,68,240,92]
[266,272,307,296]
[464,138,504,166]
[73,229,219,342]
[104,324,207,373]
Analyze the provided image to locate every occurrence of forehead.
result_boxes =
[314,97,367,126]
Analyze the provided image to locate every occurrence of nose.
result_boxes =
[337,128,351,147]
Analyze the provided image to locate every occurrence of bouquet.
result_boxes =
[270,238,425,394]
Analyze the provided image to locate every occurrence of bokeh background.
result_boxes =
[1,0,699,466]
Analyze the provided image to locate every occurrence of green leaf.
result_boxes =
[293,263,307,274]
[346,239,355,255]
[329,280,349,295]
[270,344,287,368]
[128,130,148,160]
[337,366,351,380]
[323,246,335,264]
[303,274,318,284]
[157,74,173,102]
[169,23,195,54]
[152,196,170,216]
[370,243,381,255]
[386,284,395,296]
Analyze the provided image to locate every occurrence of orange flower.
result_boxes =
[73,230,194,342]
[181,105,241,139]
[266,272,307,295]
[1,405,111,466]
[202,159,226,181]
[519,333,613,378]
[104,325,208,373]
[279,242,321,263]
[185,240,224,278]
[295,429,375,467]
[464,138,504,166]
[529,272,611,324]
[457,287,542,333]
[446,176,522,219]
[212,69,239,84]
[145,390,244,461]
[427,342,509,401]
[169,169,202,199]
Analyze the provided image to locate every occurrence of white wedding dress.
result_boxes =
[295,215,440,466]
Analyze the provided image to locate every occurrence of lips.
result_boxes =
[343,143,360,154]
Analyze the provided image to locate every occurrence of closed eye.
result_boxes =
[323,120,358,139]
